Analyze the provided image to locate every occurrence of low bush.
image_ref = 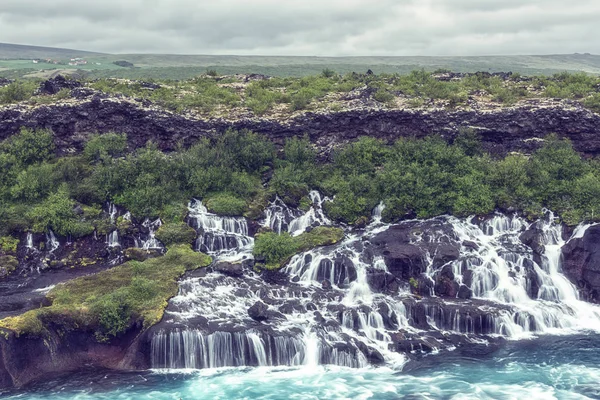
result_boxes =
[155,222,197,247]
[254,226,344,270]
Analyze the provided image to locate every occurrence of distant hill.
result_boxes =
[0,42,105,60]
[1,43,600,79]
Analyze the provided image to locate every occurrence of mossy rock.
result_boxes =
[244,189,274,220]
[155,223,197,247]
[116,216,133,233]
[0,245,212,338]
[253,226,344,270]
[205,194,247,216]
[125,247,155,262]
[0,255,18,279]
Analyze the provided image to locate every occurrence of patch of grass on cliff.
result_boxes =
[253,226,344,270]
[0,245,211,338]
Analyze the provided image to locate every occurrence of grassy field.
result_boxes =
[1,43,600,79]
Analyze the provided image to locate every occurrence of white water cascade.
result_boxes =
[45,230,59,253]
[25,232,34,250]
[188,199,253,256]
[138,218,164,250]
[151,200,600,372]
[421,213,600,337]
[263,191,331,236]
[106,230,121,248]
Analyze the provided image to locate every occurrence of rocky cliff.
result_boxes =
[1,94,599,157]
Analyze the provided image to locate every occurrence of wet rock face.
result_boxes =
[1,97,600,157]
[248,301,269,321]
[370,218,462,297]
[562,225,600,302]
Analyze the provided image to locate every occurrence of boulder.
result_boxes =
[248,301,269,321]
[213,261,244,277]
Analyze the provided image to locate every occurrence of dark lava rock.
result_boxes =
[562,225,600,302]
[366,268,400,294]
[213,261,244,277]
[248,301,269,321]
[457,284,473,299]
[322,279,332,290]
[261,269,289,285]
[37,75,81,95]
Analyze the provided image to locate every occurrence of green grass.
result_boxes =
[0,245,211,338]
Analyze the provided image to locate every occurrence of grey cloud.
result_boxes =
[0,0,598,55]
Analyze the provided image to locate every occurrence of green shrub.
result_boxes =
[254,226,344,269]
[84,133,128,162]
[155,222,197,247]
[1,128,55,167]
[0,236,19,253]
[205,193,247,216]
[373,89,395,103]
[0,81,36,104]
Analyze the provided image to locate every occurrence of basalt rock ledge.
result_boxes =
[1,97,599,157]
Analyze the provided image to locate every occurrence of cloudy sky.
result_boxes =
[0,0,598,55]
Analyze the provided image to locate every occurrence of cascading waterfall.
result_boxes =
[151,196,600,372]
[262,191,331,236]
[25,232,34,250]
[107,202,118,224]
[106,230,120,248]
[263,196,303,235]
[45,230,59,253]
[422,212,600,337]
[138,218,164,250]
[188,199,253,256]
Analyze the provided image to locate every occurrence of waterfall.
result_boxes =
[107,202,119,224]
[188,199,253,256]
[45,230,59,253]
[153,201,600,372]
[263,196,302,234]
[422,212,600,336]
[372,202,385,224]
[287,191,331,236]
[139,218,164,250]
[106,230,120,248]
[262,191,331,237]
[25,232,34,250]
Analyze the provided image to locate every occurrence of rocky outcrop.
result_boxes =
[1,97,599,157]
[0,324,146,388]
[562,224,600,302]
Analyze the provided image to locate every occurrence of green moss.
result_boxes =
[253,226,344,270]
[0,236,19,253]
[155,222,197,247]
[0,245,211,338]
[205,193,247,216]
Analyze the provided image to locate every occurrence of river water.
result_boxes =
[3,334,599,399]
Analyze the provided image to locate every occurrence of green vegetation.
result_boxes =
[2,71,600,117]
[0,128,274,237]
[0,244,211,338]
[0,236,19,253]
[2,124,600,243]
[155,222,197,247]
[254,226,345,269]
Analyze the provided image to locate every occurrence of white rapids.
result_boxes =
[149,197,600,372]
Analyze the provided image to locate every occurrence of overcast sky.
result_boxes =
[1,0,598,55]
